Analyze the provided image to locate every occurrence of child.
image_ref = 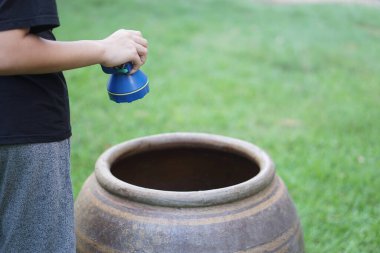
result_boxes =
[0,0,148,252]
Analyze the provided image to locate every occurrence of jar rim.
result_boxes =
[95,132,275,207]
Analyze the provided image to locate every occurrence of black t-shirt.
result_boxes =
[0,0,71,145]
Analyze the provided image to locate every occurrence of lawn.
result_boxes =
[55,0,380,252]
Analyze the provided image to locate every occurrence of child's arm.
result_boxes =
[0,28,148,75]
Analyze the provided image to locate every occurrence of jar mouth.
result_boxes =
[95,133,275,207]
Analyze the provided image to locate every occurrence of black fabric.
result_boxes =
[0,0,60,33]
[0,0,71,144]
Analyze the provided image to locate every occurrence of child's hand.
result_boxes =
[100,29,148,74]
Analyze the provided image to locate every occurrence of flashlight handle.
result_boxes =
[101,62,133,74]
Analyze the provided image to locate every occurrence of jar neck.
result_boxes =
[95,133,275,207]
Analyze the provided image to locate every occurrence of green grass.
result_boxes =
[56,0,380,252]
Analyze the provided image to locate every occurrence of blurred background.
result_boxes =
[55,0,380,252]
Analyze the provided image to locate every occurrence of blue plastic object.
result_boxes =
[101,63,149,103]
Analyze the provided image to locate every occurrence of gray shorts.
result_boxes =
[0,139,75,253]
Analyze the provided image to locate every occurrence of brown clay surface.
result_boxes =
[111,147,260,191]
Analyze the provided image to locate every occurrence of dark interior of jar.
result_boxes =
[110,147,260,191]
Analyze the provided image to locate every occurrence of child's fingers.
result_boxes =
[135,43,148,58]
[134,36,148,48]
[130,54,143,74]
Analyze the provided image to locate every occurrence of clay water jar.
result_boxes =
[75,133,304,253]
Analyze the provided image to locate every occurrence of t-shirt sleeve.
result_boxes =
[0,0,60,33]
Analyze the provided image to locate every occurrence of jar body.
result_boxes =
[75,133,304,253]
[75,174,303,253]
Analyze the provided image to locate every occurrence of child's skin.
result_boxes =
[0,28,148,75]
